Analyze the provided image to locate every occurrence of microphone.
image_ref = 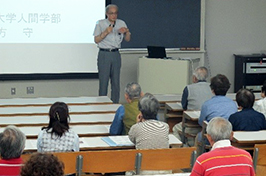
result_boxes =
[109,21,116,28]
[113,20,116,27]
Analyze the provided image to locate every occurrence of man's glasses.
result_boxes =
[108,12,118,15]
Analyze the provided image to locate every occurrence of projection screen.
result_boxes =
[0,0,105,80]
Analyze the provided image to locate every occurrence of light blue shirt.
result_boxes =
[198,95,238,126]
[93,19,127,49]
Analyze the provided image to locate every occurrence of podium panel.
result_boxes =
[138,58,190,94]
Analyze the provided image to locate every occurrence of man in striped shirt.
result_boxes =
[191,117,255,176]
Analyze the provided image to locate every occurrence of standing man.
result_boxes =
[93,4,131,103]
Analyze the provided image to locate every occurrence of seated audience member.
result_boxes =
[20,153,64,176]
[253,80,266,118]
[128,93,170,175]
[37,102,79,152]
[195,74,237,154]
[198,74,238,126]
[173,66,212,146]
[229,88,266,131]
[181,66,212,110]
[191,117,255,176]
[0,126,26,176]
[110,82,143,135]
[129,93,169,149]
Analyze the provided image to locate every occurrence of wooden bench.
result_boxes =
[22,147,196,175]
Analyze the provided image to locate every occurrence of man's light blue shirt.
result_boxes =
[198,95,238,126]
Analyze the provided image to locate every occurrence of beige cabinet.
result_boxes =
[138,57,193,94]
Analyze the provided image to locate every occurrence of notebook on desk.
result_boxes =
[102,136,134,147]
[147,46,171,59]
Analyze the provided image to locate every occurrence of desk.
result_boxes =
[0,96,112,107]
[182,111,200,121]
[164,102,183,132]
[0,113,115,127]
[226,93,261,101]
[154,94,182,103]
[232,130,266,150]
[0,104,120,116]
[24,134,182,152]
[181,111,201,144]
[0,124,111,139]
[154,94,182,112]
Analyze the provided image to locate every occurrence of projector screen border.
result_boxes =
[0,73,99,81]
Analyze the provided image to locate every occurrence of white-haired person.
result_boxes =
[128,93,169,149]
[93,4,131,103]
[191,117,255,176]
[173,66,213,146]
[128,93,170,175]
[110,82,143,135]
[0,125,26,175]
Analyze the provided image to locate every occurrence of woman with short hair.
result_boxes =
[128,93,169,149]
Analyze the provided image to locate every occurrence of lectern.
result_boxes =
[138,57,197,94]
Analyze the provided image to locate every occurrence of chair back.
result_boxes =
[254,144,266,176]
[135,147,196,174]
[81,150,137,174]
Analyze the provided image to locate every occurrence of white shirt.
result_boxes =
[93,19,127,49]
[211,139,231,151]
[253,97,266,119]
[37,128,79,152]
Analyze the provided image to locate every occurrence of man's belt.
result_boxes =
[100,48,119,52]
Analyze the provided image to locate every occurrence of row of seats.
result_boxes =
[22,148,197,175]
[21,143,266,176]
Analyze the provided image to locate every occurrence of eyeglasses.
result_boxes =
[107,12,118,15]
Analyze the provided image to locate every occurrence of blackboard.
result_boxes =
[109,0,201,49]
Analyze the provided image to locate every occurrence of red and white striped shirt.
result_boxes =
[191,140,255,176]
[0,157,24,176]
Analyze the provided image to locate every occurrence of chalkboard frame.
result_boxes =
[107,0,202,49]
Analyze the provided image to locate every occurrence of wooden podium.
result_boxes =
[138,57,192,94]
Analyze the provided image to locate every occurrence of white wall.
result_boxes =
[1,0,266,102]
[205,0,266,92]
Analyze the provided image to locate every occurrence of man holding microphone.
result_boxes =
[93,4,131,103]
